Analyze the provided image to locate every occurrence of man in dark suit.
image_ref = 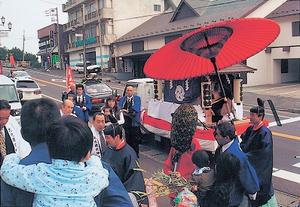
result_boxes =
[0,99,30,166]
[214,121,260,207]
[118,86,141,157]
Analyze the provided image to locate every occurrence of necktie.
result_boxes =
[78,96,81,104]
[0,129,7,158]
[99,132,107,155]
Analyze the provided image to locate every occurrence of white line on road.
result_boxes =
[293,162,300,169]
[273,170,300,184]
[269,116,300,127]
[42,94,62,103]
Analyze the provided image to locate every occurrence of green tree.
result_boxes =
[8,47,23,61]
[0,47,8,60]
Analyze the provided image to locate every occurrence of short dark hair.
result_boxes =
[47,116,93,162]
[0,99,11,110]
[104,123,122,138]
[215,153,240,182]
[93,112,104,121]
[21,98,60,146]
[216,121,236,140]
[250,106,265,117]
[192,150,210,168]
[76,83,84,90]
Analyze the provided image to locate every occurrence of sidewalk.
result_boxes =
[244,83,300,114]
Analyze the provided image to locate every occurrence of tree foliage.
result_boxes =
[0,46,40,67]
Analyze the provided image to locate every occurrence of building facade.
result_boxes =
[37,23,65,69]
[62,0,167,69]
[113,0,300,85]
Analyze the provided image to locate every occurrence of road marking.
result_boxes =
[272,131,300,141]
[51,78,66,83]
[42,94,62,103]
[269,116,300,127]
[273,170,300,184]
[293,162,300,169]
[32,77,65,89]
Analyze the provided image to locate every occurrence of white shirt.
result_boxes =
[221,139,234,153]
[90,125,105,157]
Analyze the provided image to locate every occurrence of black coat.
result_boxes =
[241,125,274,206]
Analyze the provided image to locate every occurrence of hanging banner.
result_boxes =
[65,65,75,92]
[164,78,200,104]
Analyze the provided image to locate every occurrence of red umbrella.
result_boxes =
[144,18,280,80]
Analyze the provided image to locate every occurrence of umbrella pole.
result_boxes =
[210,57,233,120]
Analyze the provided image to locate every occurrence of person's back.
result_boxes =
[1,116,109,207]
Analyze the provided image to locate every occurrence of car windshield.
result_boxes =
[85,83,112,94]
[16,80,38,88]
[14,71,29,77]
[0,85,19,103]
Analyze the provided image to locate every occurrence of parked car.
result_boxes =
[82,78,114,113]
[15,78,42,103]
[0,75,22,122]
[74,61,92,74]
[11,71,31,81]
[87,65,101,74]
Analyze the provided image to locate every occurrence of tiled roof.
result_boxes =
[115,0,266,43]
[267,0,300,18]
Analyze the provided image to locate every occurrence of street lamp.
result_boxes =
[1,16,5,25]
[0,16,12,31]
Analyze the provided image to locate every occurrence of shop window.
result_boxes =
[281,59,288,73]
[132,41,144,52]
[154,4,161,12]
[292,21,300,36]
[165,34,182,44]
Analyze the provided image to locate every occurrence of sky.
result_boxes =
[0,0,68,54]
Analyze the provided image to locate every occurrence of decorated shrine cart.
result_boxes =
[126,18,281,152]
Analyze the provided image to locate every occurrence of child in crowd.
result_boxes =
[1,116,109,207]
[189,150,215,206]
[203,153,241,207]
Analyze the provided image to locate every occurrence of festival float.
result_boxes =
[129,18,281,152]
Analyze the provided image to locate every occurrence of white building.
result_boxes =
[113,0,300,85]
[62,0,167,69]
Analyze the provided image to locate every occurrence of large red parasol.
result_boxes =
[144,18,280,80]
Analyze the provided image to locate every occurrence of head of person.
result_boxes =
[205,183,232,207]
[192,150,210,169]
[214,121,236,146]
[47,116,93,162]
[102,106,111,116]
[92,112,105,132]
[106,95,117,109]
[61,99,74,116]
[212,83,222,100]
[67,92,76,102]
[215,153,240,182]
[103,123,123,148]
[21,98,60,147]
[0,99,11,130]
[76,84,84,96]
[249,106,265,125]
[69,83,76,93]
[126,86,134,97]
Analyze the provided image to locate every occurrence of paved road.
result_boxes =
[3,68,299,206]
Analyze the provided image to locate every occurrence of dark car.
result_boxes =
[83,79,114,114]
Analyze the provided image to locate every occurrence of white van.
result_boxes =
[0,75,22,122]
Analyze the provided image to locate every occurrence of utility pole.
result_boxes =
[22,30,25,61]
[82,3,87,79]
[55,7,63,70]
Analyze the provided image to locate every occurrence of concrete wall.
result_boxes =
[69,51,82,67]
[246,14,300,86]
[96,46,110,67]
[145,36,164,50]
[113,0,165,38]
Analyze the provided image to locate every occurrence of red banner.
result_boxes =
[65,65,75,92]
[0,61,2,75]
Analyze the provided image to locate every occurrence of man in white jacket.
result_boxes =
[0,99,31,166]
